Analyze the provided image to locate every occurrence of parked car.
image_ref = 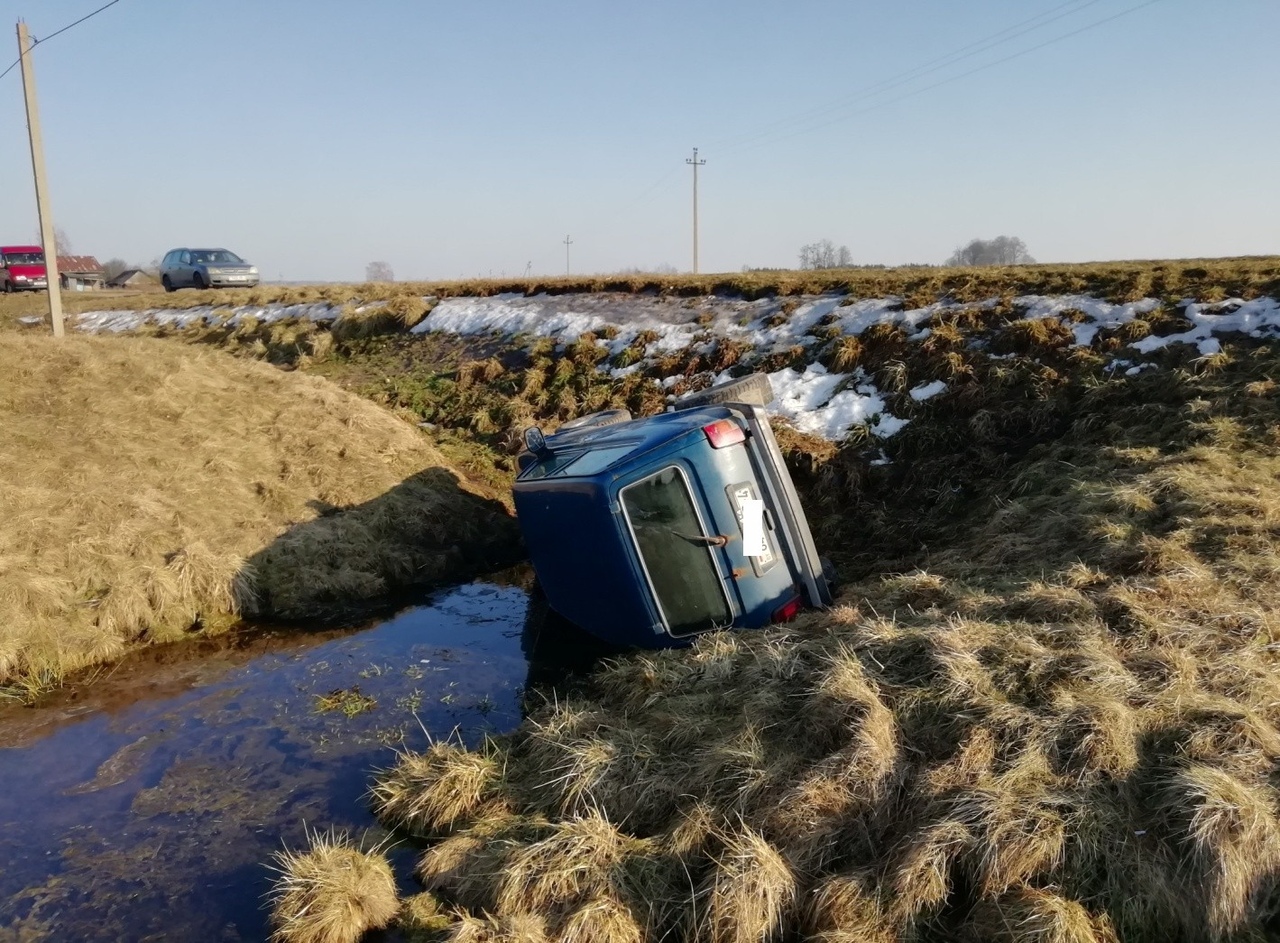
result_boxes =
[158,248,259,291]
[513,373,833,648]
[0,245,48,292]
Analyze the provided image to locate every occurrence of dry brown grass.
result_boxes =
[0,333,515,698]
[356,321,1280,941]
[269,830,399,943]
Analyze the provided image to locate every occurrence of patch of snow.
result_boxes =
[909,379,947,402]
[75,302,342,333]
[764,363,906,440]
[871,414,911,438]
[16,315,43,326]
[1017,295,1161,347]
[1129,297,1280,356]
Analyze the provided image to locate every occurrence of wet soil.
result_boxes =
[0,573,554,942]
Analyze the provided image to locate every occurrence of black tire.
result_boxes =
[162,275,175,293]
[1,280,10,294]
[820,556,838,590]
[676,372,774,410]
[192,272,206,290]
[560,408,632,431]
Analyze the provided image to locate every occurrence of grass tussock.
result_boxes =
[0,334,515,698]
[269,830,399,943]
[353,321,1280,941]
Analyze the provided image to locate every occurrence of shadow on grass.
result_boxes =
[241,466,525,626]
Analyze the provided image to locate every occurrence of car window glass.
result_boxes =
[180,252,190,265]
[621,466,732,637]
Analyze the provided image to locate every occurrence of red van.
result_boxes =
[0,245,49,292]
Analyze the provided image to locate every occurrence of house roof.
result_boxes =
[107,269,150,286]
[57,255,104,275]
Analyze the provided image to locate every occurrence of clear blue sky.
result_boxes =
[1,0,1276,280]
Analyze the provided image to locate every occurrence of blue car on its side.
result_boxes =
[513,373,833,648]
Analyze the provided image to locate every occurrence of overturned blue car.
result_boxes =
[513,373,833,648]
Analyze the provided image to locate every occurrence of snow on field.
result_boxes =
[70,291,1280,444]
[1129,297,1280,357]
[74,302,346,334]
[763,364,894,440]
[1018,295,1162,347]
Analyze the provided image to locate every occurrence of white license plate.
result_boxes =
[227,276,246,282]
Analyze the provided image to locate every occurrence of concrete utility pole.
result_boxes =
[686,147,706,274]
[16,20,64,338]
[563,235,572,276]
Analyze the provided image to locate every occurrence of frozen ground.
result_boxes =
[73,292,1280,442]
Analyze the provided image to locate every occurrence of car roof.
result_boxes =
[1,245,43,252]
[542,404,735,455]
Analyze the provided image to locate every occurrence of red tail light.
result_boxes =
[702,419,745,448]
[772,594,803,623]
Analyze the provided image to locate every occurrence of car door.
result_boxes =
[177,250,193,286]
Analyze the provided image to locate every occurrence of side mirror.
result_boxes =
[523,426,548,455]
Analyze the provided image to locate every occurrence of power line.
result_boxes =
[711,0,1106,152]
[0,0,123,81]
[724,0,1165,155]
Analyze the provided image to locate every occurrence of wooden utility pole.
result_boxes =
[16,20,64,338]
[563,235,572,276]
[686,148,706,274]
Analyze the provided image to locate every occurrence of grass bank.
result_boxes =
[0,334,516,700]
[2,256,1277,332]
[265,283,1280,939]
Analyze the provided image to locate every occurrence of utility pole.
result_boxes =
[16,21,64,338]
[686,147,706,274]
[563,235,572,276]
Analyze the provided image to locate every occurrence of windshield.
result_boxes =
[191,250,244,265]
[3,252,44,265]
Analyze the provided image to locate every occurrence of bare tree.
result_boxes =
[945,236,1035,267]
[799,239,854,270]
[101,258,130,280]
[33,226,72,256]
[366,261,395,282]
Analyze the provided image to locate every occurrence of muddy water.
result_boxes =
[0,575,556,942]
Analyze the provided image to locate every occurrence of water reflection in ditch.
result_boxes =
[0,573,580,942]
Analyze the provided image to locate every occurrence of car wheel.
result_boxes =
[676,372,774,409]
[161,275,174,293]
[192,272,207,290]
[1,280,10,294]
[820,555,838,590]
[559,409,633,431]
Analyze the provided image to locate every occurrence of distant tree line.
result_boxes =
[799,239,854,270]
[945,236,1035,267]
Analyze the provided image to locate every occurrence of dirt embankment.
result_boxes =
[0,333,517,700]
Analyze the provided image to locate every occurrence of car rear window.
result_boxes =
[621,466,732,636]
